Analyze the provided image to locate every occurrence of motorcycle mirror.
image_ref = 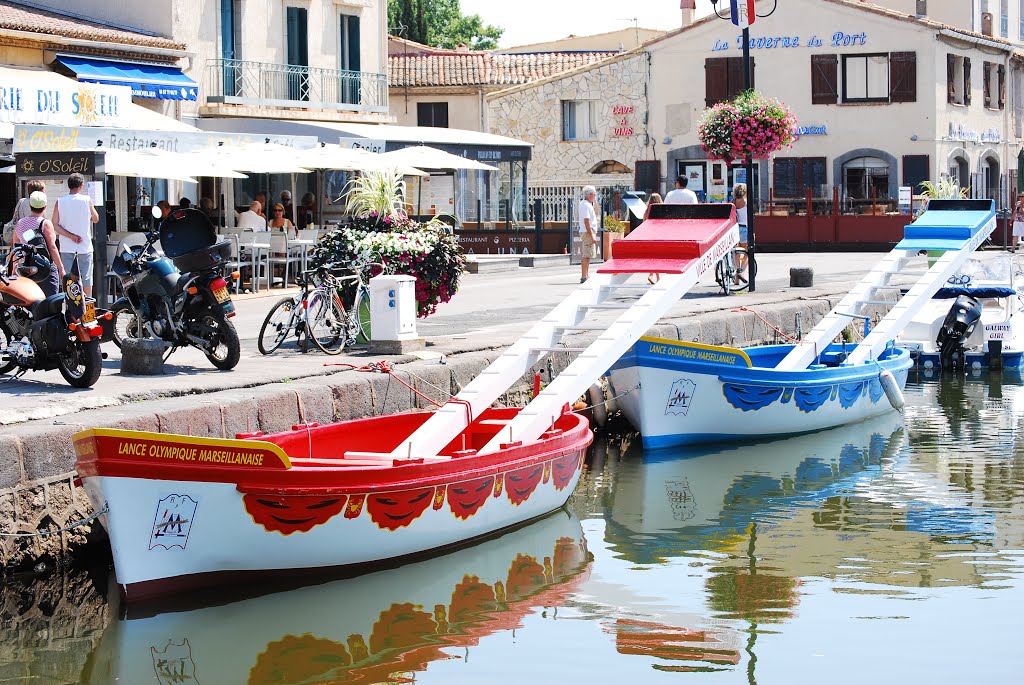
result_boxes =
[151,205,163,220]
[21,228,36,242]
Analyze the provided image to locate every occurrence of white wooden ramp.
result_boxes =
[776,199,996,371]
[388,204,740,459]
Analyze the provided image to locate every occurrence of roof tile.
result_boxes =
[389,51,616,87]
[0,1,183,51]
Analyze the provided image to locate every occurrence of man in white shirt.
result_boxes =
[578,185,598,283]
[52,173,99,297]
[664,175,699,204]
[236,201,267,231]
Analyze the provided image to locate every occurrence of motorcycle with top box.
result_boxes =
[108,207,240,370]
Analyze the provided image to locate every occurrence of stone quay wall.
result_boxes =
[0,295,889,570]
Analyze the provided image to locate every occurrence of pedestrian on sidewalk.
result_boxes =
[664,175,698,204]
[645,192,663,285]
[1013,193,1024,252]
[579,186,598,283]
[51,173,98,297]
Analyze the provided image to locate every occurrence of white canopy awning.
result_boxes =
[377,145,499,172]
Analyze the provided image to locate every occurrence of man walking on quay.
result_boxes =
[578,185,598,283]
[664,175,698,204]
[52,172,99,297]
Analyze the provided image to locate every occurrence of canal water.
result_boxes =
[4,370,1023,684]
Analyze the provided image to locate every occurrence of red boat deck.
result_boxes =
[599,204,737,275]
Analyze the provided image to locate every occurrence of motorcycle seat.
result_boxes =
[31,293,65,319]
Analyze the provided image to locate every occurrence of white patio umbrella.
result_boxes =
[295,144,427,176]
[118,148,249,179]
[102,149,199,183]
[206,142,312,174]
[377,145,499,172]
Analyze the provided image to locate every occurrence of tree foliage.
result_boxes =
[389,0,504,50]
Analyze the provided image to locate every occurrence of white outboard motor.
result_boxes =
[936,294,983,370]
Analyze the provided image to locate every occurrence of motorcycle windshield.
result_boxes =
[111,241,154,278]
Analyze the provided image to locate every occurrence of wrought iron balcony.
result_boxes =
[206,59,387,113]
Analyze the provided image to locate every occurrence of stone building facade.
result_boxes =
[488,53,650,188]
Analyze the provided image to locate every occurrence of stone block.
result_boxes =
[364,369,416,416]
[0,434,23,490]
[330,376,376,422]
[790,267,814,287]
[401,359,457,409]
[214,389,262,439]
[18,423,83,482]
[154,395,225,438]
[119,338,165,375]
[288,379,338,425]
[252,386,303,436]
[367,338,425,355]
[520,254,570,268]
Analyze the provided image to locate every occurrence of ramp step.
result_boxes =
[553,324,608,331]
[579,303,631,310]
[530,347,587,353]
[858,299,897,306]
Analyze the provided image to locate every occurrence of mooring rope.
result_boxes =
[0,503,108,538]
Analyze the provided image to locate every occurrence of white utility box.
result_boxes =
[370,275,418,341]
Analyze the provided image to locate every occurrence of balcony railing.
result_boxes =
[206,59,387,113]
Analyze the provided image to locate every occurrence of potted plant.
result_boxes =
[310,170,465,319]
[602,215,627,257]
[698,90,798,163]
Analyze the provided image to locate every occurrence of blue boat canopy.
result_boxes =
[53,55,198,101]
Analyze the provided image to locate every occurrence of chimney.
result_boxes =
[680,0,696,27]
[915,0,927,17]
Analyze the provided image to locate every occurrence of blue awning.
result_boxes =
[53,55,197,101]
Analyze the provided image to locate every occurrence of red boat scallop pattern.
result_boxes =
[242,450,582,535]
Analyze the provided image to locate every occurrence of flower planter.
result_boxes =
[603,231,622,259]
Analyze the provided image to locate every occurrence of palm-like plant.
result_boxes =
[345,169,407,218]
[915,177,967,220]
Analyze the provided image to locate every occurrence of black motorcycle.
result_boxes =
[0,228,104,387]
[108,208,240,370]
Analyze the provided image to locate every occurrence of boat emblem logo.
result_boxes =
[665,378,696,415]
[149,494,198,550]
[151,638,199,685]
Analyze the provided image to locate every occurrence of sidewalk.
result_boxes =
[0,251,884,426]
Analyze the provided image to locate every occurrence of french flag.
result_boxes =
[730,0,756,28]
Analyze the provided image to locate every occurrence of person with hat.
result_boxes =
[12,191,63,297]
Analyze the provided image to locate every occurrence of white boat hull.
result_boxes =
[608,338,912,449]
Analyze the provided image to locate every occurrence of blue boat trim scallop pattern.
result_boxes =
[723,379,881,413]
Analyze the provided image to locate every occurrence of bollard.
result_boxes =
[121,338,165,375]
[790,267,814,287]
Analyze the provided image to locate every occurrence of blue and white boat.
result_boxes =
[608,199,996,449]
[608,338,911,449]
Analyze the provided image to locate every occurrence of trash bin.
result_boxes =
[370,275,418,341]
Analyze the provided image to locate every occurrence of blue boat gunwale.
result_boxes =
[614,338,912,386]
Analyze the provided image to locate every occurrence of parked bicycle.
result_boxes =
[257,261,382,355]
[714,245,757,295]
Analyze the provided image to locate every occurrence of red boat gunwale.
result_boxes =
[73,408,593,495]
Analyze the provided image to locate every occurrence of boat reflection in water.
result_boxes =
[81,511,590,685]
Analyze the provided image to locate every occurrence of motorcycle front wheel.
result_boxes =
[57,338,102,388]
[199,311,240,370]
[109,302,147,349]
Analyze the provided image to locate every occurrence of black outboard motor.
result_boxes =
[936,294,983,370]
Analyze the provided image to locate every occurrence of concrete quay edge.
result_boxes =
[0,291,884,570]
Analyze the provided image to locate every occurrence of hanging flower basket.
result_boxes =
[698,90,798,164]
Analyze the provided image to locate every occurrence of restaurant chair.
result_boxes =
[268,233,301,288]
[235,233,270,293]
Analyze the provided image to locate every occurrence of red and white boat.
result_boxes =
[73,407,592,602]
[74,204,746,603]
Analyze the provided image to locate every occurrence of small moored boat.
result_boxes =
[73,407,591,602]
[898,252,1024,370]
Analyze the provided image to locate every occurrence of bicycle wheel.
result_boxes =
[258,296,300,355]
[354,285,372,343]
[307,288,348,355]
[727,248,751,293]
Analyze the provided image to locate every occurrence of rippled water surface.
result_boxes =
[6,370,1024,684]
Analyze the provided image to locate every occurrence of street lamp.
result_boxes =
[708,0,778,293]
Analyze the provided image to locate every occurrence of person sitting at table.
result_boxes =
[297,192,316,230]
[236,201,266,231]
[254,191,269,219]
[268,202,296,236]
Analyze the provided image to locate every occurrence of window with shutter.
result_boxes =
[947,54,956,103]
[999,63,1006,109]
[889,52,916,102]
[985,61,993,108]
[811,54,838,104]
[705,58,729,107]
[704,57,750,106]
[773,157,827,197]
[965,57,972,105]
[903,155,930,193]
